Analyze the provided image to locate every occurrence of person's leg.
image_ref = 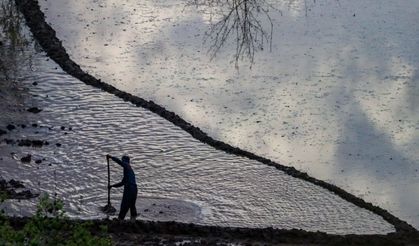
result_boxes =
[130,188,138,219]
[118,189,130,220]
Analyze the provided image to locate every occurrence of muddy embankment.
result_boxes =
[5,217,419,245]
[13,0,418,240]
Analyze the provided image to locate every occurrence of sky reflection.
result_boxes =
[40,0,419,228]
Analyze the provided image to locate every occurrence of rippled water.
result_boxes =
[0,23,395,234]
[38,0,419,228]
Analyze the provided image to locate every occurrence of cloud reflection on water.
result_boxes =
[40,0,419,227]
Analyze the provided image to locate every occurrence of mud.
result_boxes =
[0,178,39,200]
[101,203,116,215]
[2,139,49,147]
[14,0,417,235]
[26,107,42,113]
[6,125,16,131]
[6,217,419,245]
[20,154,31,163]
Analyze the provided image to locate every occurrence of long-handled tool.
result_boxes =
[101,156,116,214]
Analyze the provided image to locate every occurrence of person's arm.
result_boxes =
[108,155,127,168]
[107,154,127,189]
[110,176,126,188]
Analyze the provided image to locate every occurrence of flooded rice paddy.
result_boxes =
[0,3,399,234]
[0,36,395,234]
[37,0,419,229]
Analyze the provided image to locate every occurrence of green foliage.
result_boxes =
[0,0,28,47]
[66,222,112,246]
[0,191,7,203]
[0,193,112,246]
[0,0,33,80]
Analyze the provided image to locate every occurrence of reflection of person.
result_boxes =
[106,154,138,220]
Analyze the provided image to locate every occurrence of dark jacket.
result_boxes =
[111,156,137,189]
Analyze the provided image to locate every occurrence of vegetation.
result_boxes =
[0,0,34,80]
[0,0,28,48]
[0,193,112,246]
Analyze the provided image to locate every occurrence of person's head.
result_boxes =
[121,155,130,164]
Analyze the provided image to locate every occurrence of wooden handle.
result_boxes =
[107,156,111,205]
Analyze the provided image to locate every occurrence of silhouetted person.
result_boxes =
[107,154,137,220]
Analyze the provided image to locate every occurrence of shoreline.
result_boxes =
[13,0,417,235]
[5,217,419,245]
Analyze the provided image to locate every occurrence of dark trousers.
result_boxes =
[118,185,137,220]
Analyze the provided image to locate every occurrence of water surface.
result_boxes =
[0,16,395,234]
[39,0,419,228]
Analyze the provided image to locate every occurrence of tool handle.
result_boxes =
[107,156,111,205]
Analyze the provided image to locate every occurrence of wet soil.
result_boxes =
[6,217,419,245]
[3,138,49,147]
[99,197,202,223]
[0,178,38,200]
[0,53,39,200]
[0,59,61,179]
[13,0,417,235]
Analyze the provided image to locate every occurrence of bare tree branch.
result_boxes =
[188,0,277,68]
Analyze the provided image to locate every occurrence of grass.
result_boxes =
[0,193,112,246]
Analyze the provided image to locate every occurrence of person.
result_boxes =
[106,154,138,220]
